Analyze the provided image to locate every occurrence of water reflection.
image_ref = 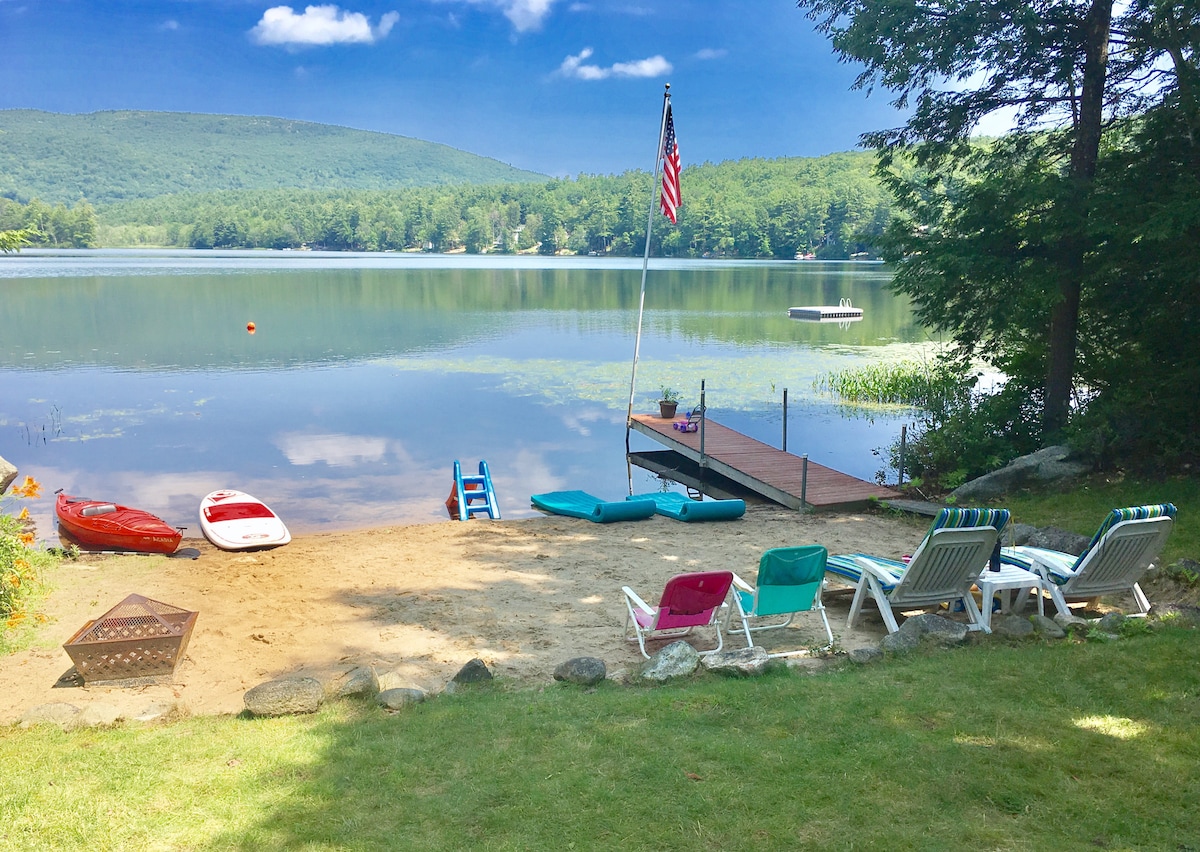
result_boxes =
[0,252,923,542]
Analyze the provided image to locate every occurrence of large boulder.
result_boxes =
[553,657,607,686]
[701,646,770,676]
[0,455,17,494]
[378,687,428,710]
[244,677,324,717]
[1150,603,1200,629]
[19,703,81,729]
[880,613,971,653]
[949,446,1088,502]
[452,658,494,684]
[636,641,700,682]
[1007,524,1090,554]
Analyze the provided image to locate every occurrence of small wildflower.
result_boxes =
[17,507,29,521]
[10,476,42,499]
[18,532,34,547]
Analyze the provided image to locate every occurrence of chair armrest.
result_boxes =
[849,556,902,590]
[853,555,893,582]
[621,586,655,615]
[730,573,754,593]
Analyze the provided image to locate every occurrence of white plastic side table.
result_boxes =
[976,564,1045,630]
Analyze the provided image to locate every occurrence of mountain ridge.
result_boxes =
[0,109,549,206]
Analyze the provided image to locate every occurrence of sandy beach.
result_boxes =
[0,505,931,724]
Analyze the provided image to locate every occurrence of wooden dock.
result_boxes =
[628,414,899,512]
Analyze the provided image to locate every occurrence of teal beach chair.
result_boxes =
[729,545,833,657]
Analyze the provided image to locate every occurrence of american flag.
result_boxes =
[659,105,680,224]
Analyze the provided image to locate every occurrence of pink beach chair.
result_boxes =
[622,571,734,658]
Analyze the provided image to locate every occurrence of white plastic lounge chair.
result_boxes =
[826,507,1010,634]
[729,545,833,657]
[1000,503,1176,617]
[622,571,734,658]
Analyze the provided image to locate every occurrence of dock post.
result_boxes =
[699,380,707,467]
[800,453,808,512]
[898,424,907,486]
[782,388,788,451]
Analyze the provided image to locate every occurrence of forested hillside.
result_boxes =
[95,153,891,258]
[0,108,892,257]
[0,110,547,205]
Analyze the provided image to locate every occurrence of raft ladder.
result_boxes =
[452,459,501,521]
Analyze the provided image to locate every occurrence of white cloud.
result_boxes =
[694,47,726,61]
[432,0,558,33]
[250,5,399,46]
[559,47,672,81]
[503,0,556,31]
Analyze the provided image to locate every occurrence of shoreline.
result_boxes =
[0,506,929,725]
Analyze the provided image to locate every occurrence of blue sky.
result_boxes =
[0,1,907,177]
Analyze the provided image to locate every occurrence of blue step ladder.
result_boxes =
[451,459,501,521]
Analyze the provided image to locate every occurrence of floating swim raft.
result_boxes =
[787,298,863,321]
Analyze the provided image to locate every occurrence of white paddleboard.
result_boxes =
[199,490,291,551]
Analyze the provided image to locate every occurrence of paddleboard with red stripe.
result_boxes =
[199,489,291,551]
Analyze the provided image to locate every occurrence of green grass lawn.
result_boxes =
[3,631,1199,851]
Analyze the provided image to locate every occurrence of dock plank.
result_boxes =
[629,414,898,511]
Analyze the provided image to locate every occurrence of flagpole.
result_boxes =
[625,84,672,464]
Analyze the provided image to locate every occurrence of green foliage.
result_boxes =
[0,110,547,206]
[0,477,57,644]
[814,355,969,418]
[799,0,1200,465]
[0,110,894,260]
[0,226,35,253]
[658,386,680,403]
[0,198,96,248]
[815,353,1041,489]
[888,376,1044,492]
[90,152,895,258]
[1161,560,1200,589]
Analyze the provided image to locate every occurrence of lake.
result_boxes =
[0,250,926,542]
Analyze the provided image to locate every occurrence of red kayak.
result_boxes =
[56,492,182,554]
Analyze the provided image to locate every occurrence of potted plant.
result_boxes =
[658,386,680,419]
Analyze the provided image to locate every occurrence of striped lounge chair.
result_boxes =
[826,507,1011,634]
[1000,504,1176,617]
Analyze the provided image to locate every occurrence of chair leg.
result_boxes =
[1046,583,1072,619]
[865,576,900,634]
[847,576,870,629]
[1132,582,1151,614]
[735,601,754,649]
[959,592,989,633]
[816,601,834,651]
[624,601,653,659]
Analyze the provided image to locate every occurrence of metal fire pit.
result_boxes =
[63,594,198,683]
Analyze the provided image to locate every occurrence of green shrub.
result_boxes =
[0,477,57,634]
[886,376,1044,492]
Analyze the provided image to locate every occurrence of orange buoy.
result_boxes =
[247,321,256,334]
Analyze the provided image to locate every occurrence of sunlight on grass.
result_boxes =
[1072,715,1149,740]
[3,633,1199,849]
